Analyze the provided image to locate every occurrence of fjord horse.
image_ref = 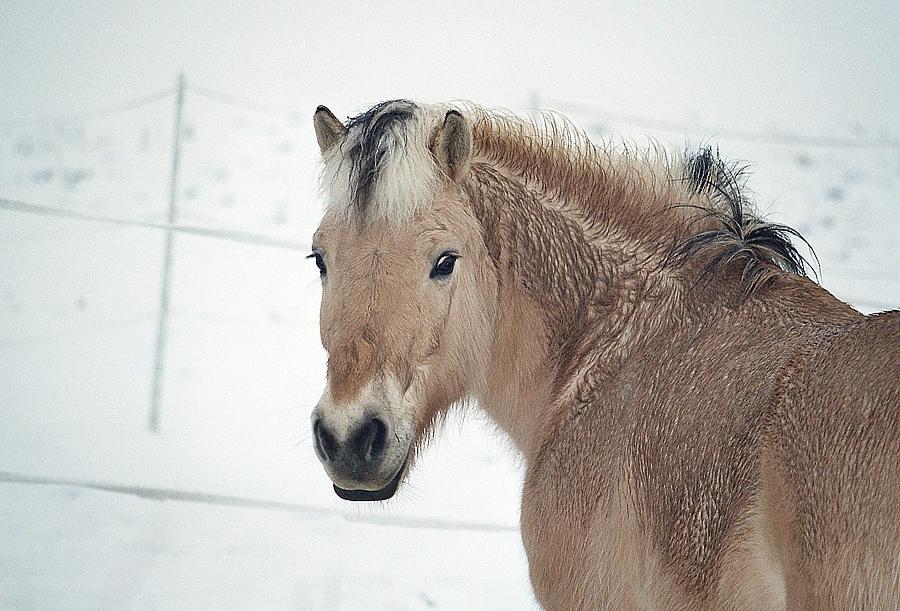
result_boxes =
[308,100,899,609]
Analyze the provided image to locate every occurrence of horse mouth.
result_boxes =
[332,457,408,502]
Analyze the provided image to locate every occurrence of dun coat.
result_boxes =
[308,100,900,609]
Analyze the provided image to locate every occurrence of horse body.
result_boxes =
[308,100,900,609]
[517,274,898,608]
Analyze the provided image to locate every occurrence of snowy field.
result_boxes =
[2,2,899,609]
[2,87,898,611]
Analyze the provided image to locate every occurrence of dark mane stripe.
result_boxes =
[344,99,418,213]
[672,146,818,294]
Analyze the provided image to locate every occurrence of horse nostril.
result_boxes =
[313,418,338,462]
[352,416,388,463]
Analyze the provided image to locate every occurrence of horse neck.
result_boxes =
[463,159,686,457]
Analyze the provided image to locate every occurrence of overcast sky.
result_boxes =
[2,1,900,135]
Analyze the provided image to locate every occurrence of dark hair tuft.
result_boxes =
[343,99,418,214]
[670,147,818,295]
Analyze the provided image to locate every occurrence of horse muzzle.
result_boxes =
[312,411,411,501]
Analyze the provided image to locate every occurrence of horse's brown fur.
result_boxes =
[310,101,900,609]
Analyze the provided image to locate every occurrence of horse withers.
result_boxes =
[307,100,899,609]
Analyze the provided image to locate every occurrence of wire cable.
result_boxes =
[6,88,175,124]
[0,197,310,253]
[550,99,900,150]
[0,471,519,533]
[189,85,301,123]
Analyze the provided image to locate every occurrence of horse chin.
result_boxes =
[332,456,408,502]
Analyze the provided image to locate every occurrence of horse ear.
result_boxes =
[433,109,472,180]
[313,105,347,154]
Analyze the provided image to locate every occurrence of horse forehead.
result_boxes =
[323,232,416,287]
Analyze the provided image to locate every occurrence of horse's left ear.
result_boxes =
[433,109,472,180]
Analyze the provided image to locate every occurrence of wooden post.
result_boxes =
[148,72,185,433]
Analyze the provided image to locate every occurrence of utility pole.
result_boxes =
[148,72,186,433]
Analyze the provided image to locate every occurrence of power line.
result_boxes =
[550,99,900,150]
[0,81,298,126]
[5,87,175,124]
[0,197,310,253]
[0,471,519,533]
[189,84,302,123]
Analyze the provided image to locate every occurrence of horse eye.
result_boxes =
[430,252,458,279]
[307,252,326,276]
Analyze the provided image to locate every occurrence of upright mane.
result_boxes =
[320,99,815,294]
[466,109,817,294]
[672,147,817,293]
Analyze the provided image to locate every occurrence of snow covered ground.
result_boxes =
[1,2,898,609]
